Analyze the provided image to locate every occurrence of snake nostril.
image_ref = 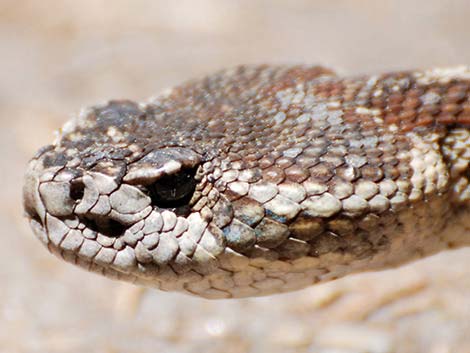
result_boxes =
[70,180,85,201]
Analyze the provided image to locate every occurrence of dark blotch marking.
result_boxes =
[95,100,145,132]
[42,152,69,168]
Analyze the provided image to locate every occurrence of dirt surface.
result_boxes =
[2,1,469,352]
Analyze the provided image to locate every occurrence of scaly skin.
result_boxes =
[23,65,470,298]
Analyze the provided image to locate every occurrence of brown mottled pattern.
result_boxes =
[23,65,470,298]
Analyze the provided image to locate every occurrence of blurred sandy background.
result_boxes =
[2,1,470,352]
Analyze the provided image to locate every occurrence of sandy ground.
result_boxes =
[1,1,469,352]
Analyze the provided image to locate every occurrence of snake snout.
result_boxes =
[23,159,80,248]
[23,159,63,228]
[70,174,153,238]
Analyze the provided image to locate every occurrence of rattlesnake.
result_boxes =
[23,65,470,298]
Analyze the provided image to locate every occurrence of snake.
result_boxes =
[23,65,470,299]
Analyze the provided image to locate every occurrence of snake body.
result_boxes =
[23,65,470,298]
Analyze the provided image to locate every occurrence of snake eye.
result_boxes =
[146,168,198,208]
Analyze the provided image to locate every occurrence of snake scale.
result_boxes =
[23,65,470,299]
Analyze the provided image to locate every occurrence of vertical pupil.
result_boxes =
[147,168,197,208]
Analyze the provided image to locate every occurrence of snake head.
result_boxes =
[23,100,234,296]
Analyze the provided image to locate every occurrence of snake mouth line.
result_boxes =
[78,215,128,238]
